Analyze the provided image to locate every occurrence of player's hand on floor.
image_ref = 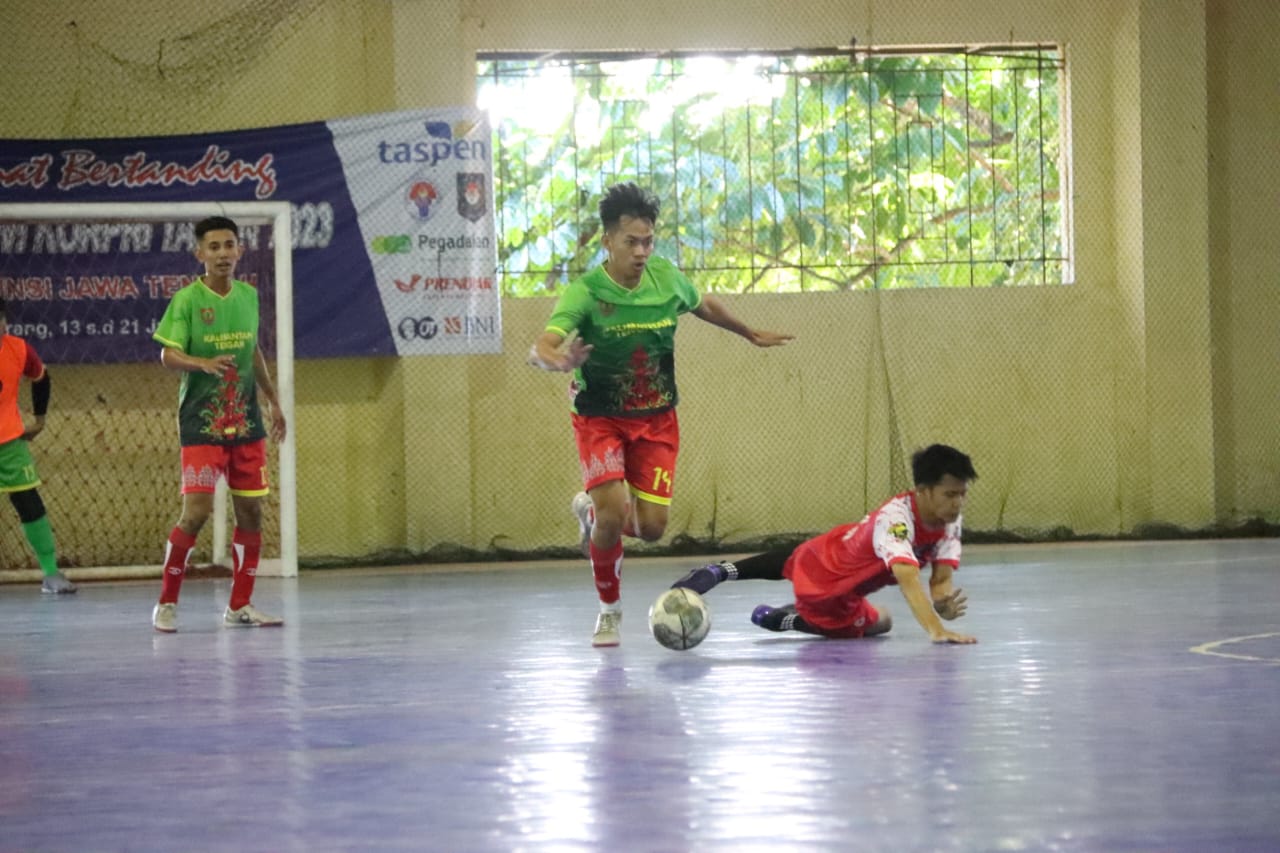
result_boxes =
[930,628,977,644]
[933,588,968,620]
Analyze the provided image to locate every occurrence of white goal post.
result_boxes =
[0,201,298,578]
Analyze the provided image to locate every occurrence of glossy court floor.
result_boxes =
[2,539,1278,853]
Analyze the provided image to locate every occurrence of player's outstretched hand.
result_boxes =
[933,588,968,620]
[527,335,594,372]
[748,329,795,348]
[930,628,977,645]
[560,335,594,369]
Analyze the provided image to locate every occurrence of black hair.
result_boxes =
[194,215,239,241]
[911,444,978,486]
[0,298,7,320]
[598,182,660,231]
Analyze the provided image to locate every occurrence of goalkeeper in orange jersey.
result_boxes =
[0,300,75,594]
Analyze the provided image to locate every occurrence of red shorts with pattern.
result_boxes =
[784,548,882,638]
[180,440,269,496]
[571,409,679,504]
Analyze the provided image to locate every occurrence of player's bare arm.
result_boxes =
[253,347,286,443]
[160,346,235,377]
[527,330,593,372]
[891,560,976,644]
[929,563,968,620]
[691,295,794,347]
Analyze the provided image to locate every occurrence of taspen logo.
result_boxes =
[377,121,490,166]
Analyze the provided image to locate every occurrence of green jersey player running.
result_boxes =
[529,182,793,647]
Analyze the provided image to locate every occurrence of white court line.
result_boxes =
[1189,632,1280,663]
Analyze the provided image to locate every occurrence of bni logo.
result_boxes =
[443,315,497,336]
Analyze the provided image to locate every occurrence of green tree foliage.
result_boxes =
[478,48,1065,295]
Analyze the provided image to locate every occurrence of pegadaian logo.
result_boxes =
[370,234,412,255]
[377,120,490,166]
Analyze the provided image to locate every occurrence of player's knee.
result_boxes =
[9,488,46,524]
[591,507,626,540]
[634,518,667,541]
[178,494,214,533]
[232,498,263,530]
[865,605,893,636]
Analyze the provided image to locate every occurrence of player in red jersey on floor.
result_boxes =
[671,444,979,644]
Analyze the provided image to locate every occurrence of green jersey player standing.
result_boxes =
[529,182,793,647]
[149,215,286,633]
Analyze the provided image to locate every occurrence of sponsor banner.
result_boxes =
[0,108,498,362]
[328,111,498,356]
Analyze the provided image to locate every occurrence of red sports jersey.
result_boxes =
[0,335,46,444]
[784,492,962,630]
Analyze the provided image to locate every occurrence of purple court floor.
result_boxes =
[2,539,1278,852]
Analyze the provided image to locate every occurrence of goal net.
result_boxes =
[0,202,297,580]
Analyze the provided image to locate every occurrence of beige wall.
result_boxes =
[1,0,1276,563]
[1207,0,1280,523]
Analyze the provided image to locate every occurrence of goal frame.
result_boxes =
[0,201,298,578]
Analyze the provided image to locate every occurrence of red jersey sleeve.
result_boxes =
[22,343,45,381]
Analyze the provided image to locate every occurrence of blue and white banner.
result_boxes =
[0,108,499,362]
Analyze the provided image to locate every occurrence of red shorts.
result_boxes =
[784,549,882,638]
[180,440,270,496]
[571,409,679,504]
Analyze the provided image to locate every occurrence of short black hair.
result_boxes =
[0,298,7,320]
[912,444,978,486]
[598,182,660,231]
[194,215,239,241]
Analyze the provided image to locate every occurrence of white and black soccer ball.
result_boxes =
[648,587,711,651]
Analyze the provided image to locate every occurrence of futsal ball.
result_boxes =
[648,587,711,650]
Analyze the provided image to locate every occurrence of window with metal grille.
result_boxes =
[477,45,1069,295]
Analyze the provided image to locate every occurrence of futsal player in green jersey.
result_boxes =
[0,300,75,594]
[529,183,793,646]
[150,215,286,633]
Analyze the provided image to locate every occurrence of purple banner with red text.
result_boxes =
[0,108,499,363]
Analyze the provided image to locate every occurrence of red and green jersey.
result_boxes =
[153,278,265,446]
[545,256,702,416]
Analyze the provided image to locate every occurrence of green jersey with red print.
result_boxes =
[545,256,702,417]
[153,278,266,446]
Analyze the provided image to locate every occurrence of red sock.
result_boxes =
[589,537,624,605]
[158,527,197,604]
[228,528,262,611]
